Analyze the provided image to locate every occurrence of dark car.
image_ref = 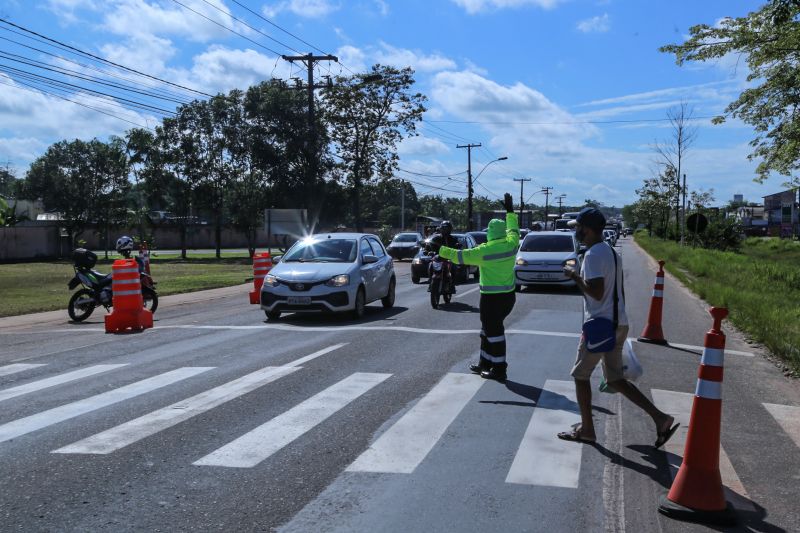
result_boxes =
[386,232,423,260]
[411,233,480,284]
[467,231,487,245]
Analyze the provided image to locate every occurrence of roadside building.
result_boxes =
[763,189,799,238]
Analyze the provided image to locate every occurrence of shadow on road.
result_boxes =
[267,306,409,327]
[436,302,478,313]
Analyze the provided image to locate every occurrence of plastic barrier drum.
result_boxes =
[638,260,668,345]
[104,258,154,333]
[249,252,273,304]
[658,307,737,526]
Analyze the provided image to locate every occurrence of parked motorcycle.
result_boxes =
[428,252,454,309]
[67,248,158,322]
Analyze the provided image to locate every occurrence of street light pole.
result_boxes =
[457,143,481,231]
[400,179,405,231]
[514,178,532,223]
[541,187,553,229]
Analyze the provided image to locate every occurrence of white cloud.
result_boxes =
[178,46,284,93]
[576,13,610,33]
[397,135,450,157]
[263,0,339,18]
[451,0,567,14]
[374,0,389,16]
[336,43,457,73]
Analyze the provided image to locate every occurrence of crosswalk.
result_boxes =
[1,358,800,498]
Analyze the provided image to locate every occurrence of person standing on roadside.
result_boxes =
[558,207,678,447]
[437,193,519,382]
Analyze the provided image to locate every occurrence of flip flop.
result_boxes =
[557,429,596,444]
[655,423,679,449]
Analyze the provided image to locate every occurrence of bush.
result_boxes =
[686,217,742,252]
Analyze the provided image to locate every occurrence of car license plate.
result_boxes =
[287,296,312,305]
[532,272,559,280]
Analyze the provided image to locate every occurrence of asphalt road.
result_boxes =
[1,238,798,532]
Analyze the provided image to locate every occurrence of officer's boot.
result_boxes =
[481,364,507,382]
[469,359,490,374]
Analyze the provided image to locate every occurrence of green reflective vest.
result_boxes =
[439,213,520,294]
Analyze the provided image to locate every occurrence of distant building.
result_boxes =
[733,194,744,204]
[763,189,799,238]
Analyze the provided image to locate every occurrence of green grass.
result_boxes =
[0,257,254,318]
[635,233,800,372]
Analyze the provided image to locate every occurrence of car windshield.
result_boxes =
[454,235,468,248]
[469,232,487,244]
[521,235,574,252]
[393,234,418,243]
[282,238,358,263]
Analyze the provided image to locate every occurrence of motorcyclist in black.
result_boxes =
[426,221,461,293]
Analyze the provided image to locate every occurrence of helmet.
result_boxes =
[428,234,443,252]
[116,236,135,256]
[439,220,453,234]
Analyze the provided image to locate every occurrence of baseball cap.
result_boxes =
[567,207,606,231]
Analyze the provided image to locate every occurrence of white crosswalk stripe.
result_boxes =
[0,367,213,444]
[0,363,46,377]
[194,372,391,468]
[53,366,301,455]
[651,389,756,512]
[763,403,800,449]
[506,379,582,487]
[0,364,128,403]
[348,373,483,474]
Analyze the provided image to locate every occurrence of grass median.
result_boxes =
[0,254,254,318]
[635,233,800,372]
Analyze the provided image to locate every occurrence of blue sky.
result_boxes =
[0,0,778,207]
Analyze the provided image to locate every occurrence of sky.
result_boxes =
[0,0,781,208]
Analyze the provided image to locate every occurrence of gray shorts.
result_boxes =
[571,326,629,382]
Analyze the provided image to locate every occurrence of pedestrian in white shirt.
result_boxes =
[558,207,678,448]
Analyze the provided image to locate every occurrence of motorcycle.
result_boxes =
[67,248,158,322]
[428,252,455,309]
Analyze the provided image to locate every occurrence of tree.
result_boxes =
[23,138,129,250]
[323,65,426,231]
[636,166,681,238]
[651,102,697,241]
[0,163,21,197]
[661,1,800,189]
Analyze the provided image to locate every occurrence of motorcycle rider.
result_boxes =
[438,193,519,382]
[426,221,461,293]
[116,236,145,272]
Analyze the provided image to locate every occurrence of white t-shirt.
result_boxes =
[580,242,628,326]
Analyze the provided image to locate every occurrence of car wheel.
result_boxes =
[352,287,366,319]
[412,276,420,284]
[472,268,479,281]
[265,310,281,321]
[382,278,396,308]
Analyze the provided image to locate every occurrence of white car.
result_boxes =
[260,233,395,320]
[514,231,581,289]
[603,229,617,246]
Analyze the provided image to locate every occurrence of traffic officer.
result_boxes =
[438,193,519,381]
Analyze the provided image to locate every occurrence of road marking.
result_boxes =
[663,342,754,358]
[194,372,391,468]
[53,366,300,455]
[506,379,583,488]
[0,364,128,403]
[454,286,480,299]
[763,403,800,449]
[0,367,213,444]
[0,363,46,377]
[650,389,756,512]
[286,343,348,367]
[347,373,483,474]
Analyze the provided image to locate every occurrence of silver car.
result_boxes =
[260,233,395,320]
[514,231,581,289]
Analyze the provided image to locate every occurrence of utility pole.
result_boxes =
[681,173,687,246]
[400,179,405,231]
[457,143,481,231]
[540,187,553,229]
[556,194,566,217]
[282,53,338,230]
[513,178,532,223]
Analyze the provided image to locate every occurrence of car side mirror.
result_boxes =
[362,254,379,264]
[578,244,587,253]
[272,255,282,264]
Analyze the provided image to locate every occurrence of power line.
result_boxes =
[397,167,467,178]
[427,116,717,126]
[0,76,150,129]
[0,18,212,97]
[194,0,304,55]
[166,0,282,56]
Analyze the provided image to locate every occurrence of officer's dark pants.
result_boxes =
[478,291,516,370]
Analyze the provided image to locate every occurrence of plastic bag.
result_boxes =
[599,339,644,393]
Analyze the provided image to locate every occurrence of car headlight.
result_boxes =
[516,258,527,266]
[263,274,279,287]
[413,258,422,265]
[564,259,577,267]
[326,274,350,287]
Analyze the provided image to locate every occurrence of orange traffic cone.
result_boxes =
[658,307,737,526]
[104,259,153,333]
[638,260,668,345]
[249,252,273,304]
